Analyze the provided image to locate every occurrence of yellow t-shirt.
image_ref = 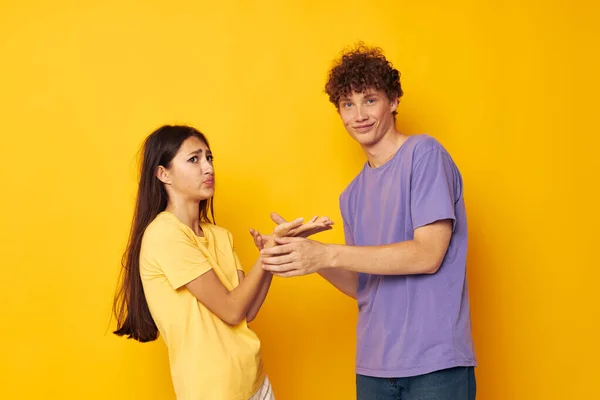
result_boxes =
[140,211,265,400]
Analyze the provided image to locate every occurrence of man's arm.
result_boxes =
[241,215,335,321]
[260,219,453,277]
[317,269,358,299]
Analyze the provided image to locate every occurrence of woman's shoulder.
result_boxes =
[201,222,233,242]
[144,212,192,242]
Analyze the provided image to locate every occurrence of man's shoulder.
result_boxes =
[338,135,448,202]
[339,165,367,206]
[408,134,445,154]
[408,134,450,162]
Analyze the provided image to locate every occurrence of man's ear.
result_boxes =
[390,96,399,113]
[156,165,171,185]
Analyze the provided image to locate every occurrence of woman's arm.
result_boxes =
[238,234,274,323]
[241,215,335,321]
[184,219,304,326]
[185,252,274,325]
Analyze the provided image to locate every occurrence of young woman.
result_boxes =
[113,125,332,399]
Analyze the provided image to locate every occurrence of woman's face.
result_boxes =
[158,136,215,202]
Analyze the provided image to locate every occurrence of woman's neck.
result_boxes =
[165,199,202,236]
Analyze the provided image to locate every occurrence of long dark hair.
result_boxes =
[113,125,214,342]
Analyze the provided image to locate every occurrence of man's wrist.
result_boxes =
[323,243,341,270]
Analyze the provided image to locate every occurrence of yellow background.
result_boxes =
[1,0,598,398]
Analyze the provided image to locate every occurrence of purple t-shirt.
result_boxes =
[339,134,476,378]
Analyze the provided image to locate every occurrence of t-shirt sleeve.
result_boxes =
[410,149,458,231]
[144,223,212,289]
[340,195,355,246]
[343,219,355,246]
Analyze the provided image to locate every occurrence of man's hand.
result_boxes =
[249,212,333,251]
[259,236,333,277]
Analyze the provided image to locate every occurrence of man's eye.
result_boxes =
[366,99,375,104]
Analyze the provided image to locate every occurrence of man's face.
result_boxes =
[337,88,398,148]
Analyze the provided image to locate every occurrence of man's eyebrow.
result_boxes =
[363,91,379,97]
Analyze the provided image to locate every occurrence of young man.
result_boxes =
[259,44,476,399]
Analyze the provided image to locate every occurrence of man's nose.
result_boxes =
[354,105,368,122]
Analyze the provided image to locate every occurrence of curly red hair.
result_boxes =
[325,43,403,116]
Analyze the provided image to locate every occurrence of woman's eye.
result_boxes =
[189,156,198,163]
[207,155,214,162]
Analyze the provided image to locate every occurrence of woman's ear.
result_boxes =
[156,165,171,185]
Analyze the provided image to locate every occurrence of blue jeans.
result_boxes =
[356,367,476,400]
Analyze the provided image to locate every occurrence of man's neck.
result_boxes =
[165,199,202,236]
[364,129,409,168]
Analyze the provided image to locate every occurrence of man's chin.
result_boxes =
[352,134,378,147]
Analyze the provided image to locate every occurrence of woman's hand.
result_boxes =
[249,212,334,251]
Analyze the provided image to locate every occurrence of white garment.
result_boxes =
[249,376,274,400]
